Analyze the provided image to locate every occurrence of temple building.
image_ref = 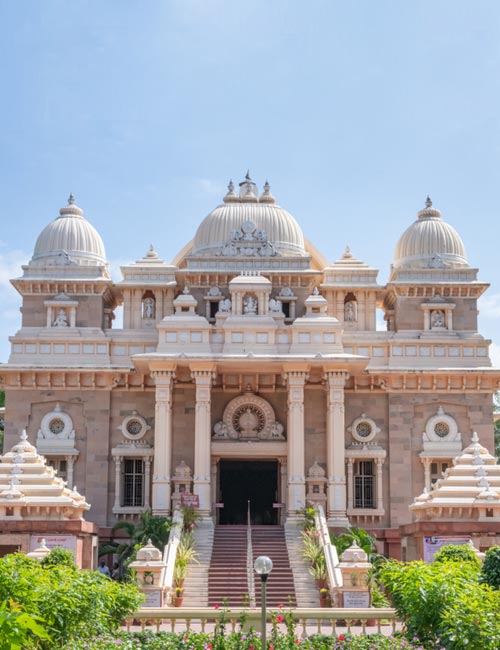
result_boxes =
[1,174,499,555]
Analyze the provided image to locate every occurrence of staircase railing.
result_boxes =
[246,500,256,606]
[314,504,343,588]
[161,507,184,593]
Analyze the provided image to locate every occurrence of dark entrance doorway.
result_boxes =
[219,460,278,525]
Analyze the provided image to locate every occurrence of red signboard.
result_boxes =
[181,493,200,508]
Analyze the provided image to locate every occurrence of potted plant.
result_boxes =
[173,585,183,607]
[309,556,328,589]
[319,587,330,607]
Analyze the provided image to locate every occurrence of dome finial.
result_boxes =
[68,194,76,205]
[425,195,432,208]
[223,179,239,203]
[246,170,251,181]
[259,179,275,204]
[239,171,258,202]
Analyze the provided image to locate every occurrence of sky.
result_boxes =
[0,0,499,365]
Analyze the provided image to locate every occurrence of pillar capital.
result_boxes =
[151,367,176,384]
[323,370,349,387]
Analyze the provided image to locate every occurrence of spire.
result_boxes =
[417,195,441,220]
[68,194,76,205]
[223,179,239,203]
[259,179,275,204]
[425,195,432,208]
[59,194,84,218]
[239,171,258,202]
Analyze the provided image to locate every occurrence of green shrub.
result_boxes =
[439,583,500,650]
[379,558,478,648]
[433,543,480,567]
[0,552,143,648]
[0,599,50,650]
[481,545,500,589]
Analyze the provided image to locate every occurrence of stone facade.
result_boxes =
[1,179,499,553]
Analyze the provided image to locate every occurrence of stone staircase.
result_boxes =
[182,519,215,607]
[252,526,296,607]
[207,525,297,607]
[284,521,320,607]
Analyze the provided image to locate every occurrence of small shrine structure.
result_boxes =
[0,430,98,568]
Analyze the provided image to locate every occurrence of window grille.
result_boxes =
[123,459,144,507]
[354,460,375,508]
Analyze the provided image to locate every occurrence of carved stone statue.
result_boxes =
[430,309,445,328]
[243,295,257,315]
[143,297,155,320]
[53,309,69,327]
[269,298,283,313]
[218,298,232,313]
[344,301,356,322]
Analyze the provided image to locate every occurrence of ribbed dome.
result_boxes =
[393,198,468,270]
[31,195,107,267]
[191,175,307,258]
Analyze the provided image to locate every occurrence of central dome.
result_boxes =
[191,174,307,258]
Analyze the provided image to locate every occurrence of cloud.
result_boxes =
[479,293,500,320]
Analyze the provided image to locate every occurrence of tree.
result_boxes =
[99,509,172,570]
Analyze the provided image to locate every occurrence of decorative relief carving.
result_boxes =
[52,309,69,327]
[38,404,75,441]
[213,392,285,441]
[348,413,380,443]
[119,411,151,441]
[217,220,279,257]
[422,406,461,447]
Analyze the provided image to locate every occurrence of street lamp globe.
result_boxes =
[254,555,273,575]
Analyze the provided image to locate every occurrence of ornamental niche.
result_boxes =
[217,220,279,258]
[213,393,285,441]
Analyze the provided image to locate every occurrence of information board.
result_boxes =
[423,535,472,562]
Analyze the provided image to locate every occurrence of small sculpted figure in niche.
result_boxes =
[53,309,69,327]
[143,297,155,320]
[431,309,445,328]
[244,295,257,315]
[344,301,356,322]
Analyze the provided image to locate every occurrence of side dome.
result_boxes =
[191,174,307,258]
[30,195,107,267]
[393,197,468,270]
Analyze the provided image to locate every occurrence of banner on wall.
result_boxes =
[423,535,472,562]
[30,535,78,556]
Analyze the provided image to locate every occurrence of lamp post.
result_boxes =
[254,555,273,650]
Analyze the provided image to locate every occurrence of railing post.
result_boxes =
[247,500,255,606]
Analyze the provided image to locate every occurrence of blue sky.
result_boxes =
[0,0,499,364]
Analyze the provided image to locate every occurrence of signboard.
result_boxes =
[181,493,199,508]
[423,535,472,562]
[30,535,77,556]
[143,590,162,608]
[273,503,285,508]
[343,591,370,608]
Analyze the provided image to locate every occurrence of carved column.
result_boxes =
[144,456,152,509]
[336,290,345,322]
[191,366,217,518]
[152,368,175,515]
[66,455,75,489]
[284,370,308,517]
[324,370,349,527]
[376,458,384,511]
[346,457,354,512]
[357,291,366,329]
[113,456,122,510]
[422,457,432,492]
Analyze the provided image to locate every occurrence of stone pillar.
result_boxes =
[114,456,122,510]
[422,457,432,492]
[346,457,354,512]
[144,456,152,508]
[66,455,76,488]
[284,369,308,518]
[336,290,345,322]
[151,368,176,515]
[376,458,384,511]
[191,365,217,519]
[324,370,349,527]
[46,307,53,328]
[423,310,430,331]
[357,291,366,329]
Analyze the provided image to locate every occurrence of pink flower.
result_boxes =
[338,635,345,641]
[276,615,284,623]
[214,603,219,609]
[278,602,283,609]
